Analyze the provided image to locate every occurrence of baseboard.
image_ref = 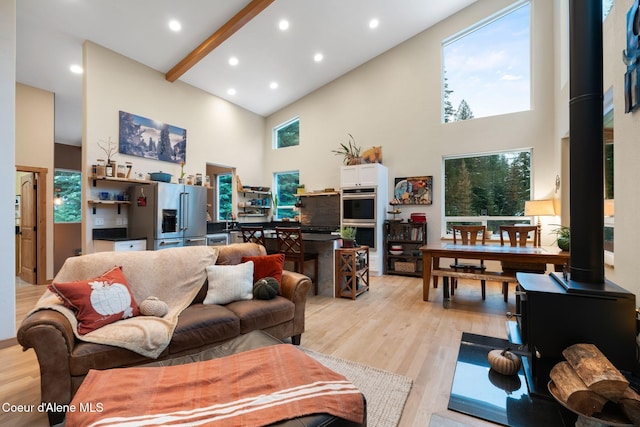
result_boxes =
[0,337,18,349]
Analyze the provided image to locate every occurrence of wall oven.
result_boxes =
[348,224,375,249]
[341,187,376,222]
[342,187,377,248]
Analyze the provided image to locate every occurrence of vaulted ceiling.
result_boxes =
[16,0,476,145]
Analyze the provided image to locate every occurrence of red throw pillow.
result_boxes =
[241,253,285,294]
[48,266,140,334]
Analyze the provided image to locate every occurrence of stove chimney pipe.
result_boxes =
[568,0,604,284]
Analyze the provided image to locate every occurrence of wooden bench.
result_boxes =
[431,268,519,308]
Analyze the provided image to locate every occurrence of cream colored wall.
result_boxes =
[264,0,559,246]
[82,42,265,253]
[15,83,55,281]
[553,0,570,221]
[1,0,16,341]
[603,0,640,296]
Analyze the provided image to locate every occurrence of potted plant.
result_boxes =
[340,226,357,248]
[332,134,362,165]
[551,225,570,251]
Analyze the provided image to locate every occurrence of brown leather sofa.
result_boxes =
[17,243,312,426]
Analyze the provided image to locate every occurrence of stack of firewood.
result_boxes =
[550,343,640,425]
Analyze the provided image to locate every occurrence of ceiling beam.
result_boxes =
[166,0,275,82]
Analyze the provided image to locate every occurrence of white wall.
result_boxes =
[602,0,640,296]
[264,0,559,246]
[15,83,55,280]
[0,0,16,340]
[82,42,265,253]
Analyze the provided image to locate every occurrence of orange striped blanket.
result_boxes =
[66,344,365,426]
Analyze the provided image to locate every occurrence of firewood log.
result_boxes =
[619,386,640,426]
[562,343,629,400]
[550,361,608,416]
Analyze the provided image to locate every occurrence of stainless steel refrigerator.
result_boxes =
[128,182,207,250]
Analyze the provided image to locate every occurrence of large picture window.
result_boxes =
[273,171,299,220]
[443,150,532,237]
[273,117,299,149]
[442,1,530,122]
[54,169,82,223]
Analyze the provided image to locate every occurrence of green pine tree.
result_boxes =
[455,99,474,121]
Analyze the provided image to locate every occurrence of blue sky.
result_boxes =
[603,0,614,19]
[443,0,615,121]
[443,2,530,121]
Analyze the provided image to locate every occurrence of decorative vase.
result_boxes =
[178,178,185,184]
[557,237,570,251]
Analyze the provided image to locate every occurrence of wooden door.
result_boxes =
[20,174,37,284]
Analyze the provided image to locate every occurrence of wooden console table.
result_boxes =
[335,246,369,299]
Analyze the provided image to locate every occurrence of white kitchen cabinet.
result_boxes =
[340,163,387,187]
[94,239,147,252]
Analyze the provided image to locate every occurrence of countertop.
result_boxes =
[261,230,340,242]
[92,227,147,241]
[94,236,147,242]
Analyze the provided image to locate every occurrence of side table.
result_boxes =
[335,246,369,299]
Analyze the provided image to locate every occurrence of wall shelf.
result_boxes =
[91,175,151,187]
[238,188,271,217]
[88,200,130,214]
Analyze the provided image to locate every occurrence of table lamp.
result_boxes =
[524,199,556,246]
[604,199,614,217]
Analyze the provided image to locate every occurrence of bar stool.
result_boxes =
[241,226,266,247]
[275,227,319,295]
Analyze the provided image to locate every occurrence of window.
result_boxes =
[442,1,530,122]
[273,117,299,148]
[443,150,532,237]
[54,169,82,223]
[604,89,614,264]
[603,0,614,20]
[273,171,299,219]
[217,173,233,221]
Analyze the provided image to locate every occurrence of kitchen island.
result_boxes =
[230,230,340,297]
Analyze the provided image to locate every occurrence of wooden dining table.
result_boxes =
[420,242,570,301]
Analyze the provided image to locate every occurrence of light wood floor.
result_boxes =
[1,275,512,427]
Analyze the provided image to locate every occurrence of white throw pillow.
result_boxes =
[204,261,254,305]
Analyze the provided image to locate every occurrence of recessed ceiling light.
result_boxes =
[279,20,289,31]
[228,57,239,66]
[270,82,278,89]
[69,64,83,74]
[169,20,182,32]
[369,19,379,29]
[227,88,236,96]
[314,53,323,62]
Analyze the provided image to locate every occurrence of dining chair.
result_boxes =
[275,227,319,295]
[240,226,266,247]
[499,225,546,301]
[450,225,488,299]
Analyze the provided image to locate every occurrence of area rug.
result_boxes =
[301,347,413,427]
